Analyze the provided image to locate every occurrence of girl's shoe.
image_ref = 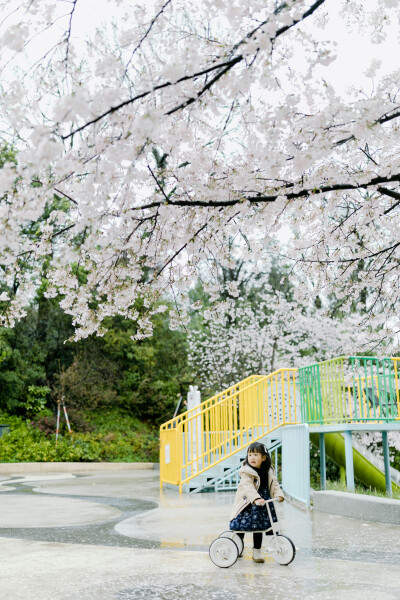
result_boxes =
[252,548,265,563]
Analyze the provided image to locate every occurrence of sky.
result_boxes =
[1,1,398,100]
[69,0,399,95]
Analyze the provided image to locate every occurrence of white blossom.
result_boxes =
[0,0,398,342]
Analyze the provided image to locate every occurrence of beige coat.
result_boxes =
[229,462,283,521]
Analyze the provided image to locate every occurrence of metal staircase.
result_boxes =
[160,369,299,493]
[189,438,283,493]
[160,356,400,500]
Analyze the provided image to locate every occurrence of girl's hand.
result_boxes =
[254,498,265,506]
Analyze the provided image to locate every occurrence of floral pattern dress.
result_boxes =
[229,482,278,532]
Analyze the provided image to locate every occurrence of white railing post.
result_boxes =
[187,385,202,473]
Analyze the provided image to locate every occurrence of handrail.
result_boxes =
[299,355,347,368]
[160,368,299,491]
[299,356,400,425]
[160,375,265,431]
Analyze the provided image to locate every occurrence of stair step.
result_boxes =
[185,435,283,493]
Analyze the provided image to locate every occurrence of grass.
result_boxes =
[325,478,400,500]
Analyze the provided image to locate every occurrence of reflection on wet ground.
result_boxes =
[0,469,399,600]
[59,569,400,600]
[0,482,158,548]
[77,580,240,600]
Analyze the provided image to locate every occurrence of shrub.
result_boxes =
[53,348,118,410]
[25,386,51,417]
[0,409,159,462]
[30,415,57,437]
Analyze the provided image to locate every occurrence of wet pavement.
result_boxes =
[0,469,399,599]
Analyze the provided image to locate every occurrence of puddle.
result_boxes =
[0,482,159,549]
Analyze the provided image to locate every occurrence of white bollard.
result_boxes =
[187,385,201,411]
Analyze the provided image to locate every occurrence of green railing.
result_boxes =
[350,356,400,421]
[299,356,400,424]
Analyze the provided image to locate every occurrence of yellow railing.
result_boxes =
[160,369,299,491]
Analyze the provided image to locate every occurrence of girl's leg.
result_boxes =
[252,533,265,562]
[237,532,244,557]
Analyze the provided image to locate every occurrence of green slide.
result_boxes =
[310,432,400,493]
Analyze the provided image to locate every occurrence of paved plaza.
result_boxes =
[0,468,399,600]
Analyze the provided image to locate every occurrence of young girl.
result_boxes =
[229,442,284,563]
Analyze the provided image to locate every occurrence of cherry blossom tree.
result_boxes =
[188,284,373,393]
[0,0,399,343]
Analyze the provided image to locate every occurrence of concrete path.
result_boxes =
[0,469,399,600]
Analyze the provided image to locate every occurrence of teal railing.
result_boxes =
[299,356,400,424]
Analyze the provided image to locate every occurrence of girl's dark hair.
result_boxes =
[244,442,271,473]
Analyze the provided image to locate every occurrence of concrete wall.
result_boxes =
[313,490,400,525]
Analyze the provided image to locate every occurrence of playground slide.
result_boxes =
[310,432,400,493]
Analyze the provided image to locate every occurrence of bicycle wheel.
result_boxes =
[219,531,244,556]
[209,537,238,568]
[269,534,296,565]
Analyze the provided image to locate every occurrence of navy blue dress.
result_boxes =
[229,469,278,532]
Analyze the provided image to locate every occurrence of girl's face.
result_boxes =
[247,451,266,469]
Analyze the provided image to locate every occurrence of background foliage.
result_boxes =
[0,410,158,462]
[0,270,192,461]
[0,244,399,469]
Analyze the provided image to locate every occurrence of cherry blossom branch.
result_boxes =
[131,172,400,210]
[165,60,240,115]
[64,0,78,74]
[380,188,400,214]
[60,56,243,139]
[151,221,209,281]
[123,0,173,79]
[61,0,327,140]
[125,214,157,244]
[377,108,400,125]
[170,0,329,117]
[16,223,76,258]
[292,241,400,266]
[147,165,170,202]
[333,107,400,147]
[329,200,363,235]
[53,187,78,206]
